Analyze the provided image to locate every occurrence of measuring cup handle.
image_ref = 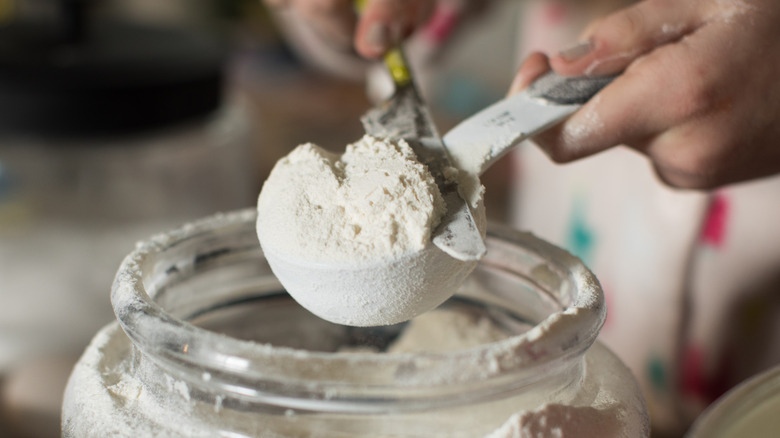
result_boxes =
[443,73,615,175]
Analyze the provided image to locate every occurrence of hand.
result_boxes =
[263,0,436,58]
[513,0,780,189]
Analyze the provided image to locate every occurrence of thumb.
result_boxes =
[549,0,700,77]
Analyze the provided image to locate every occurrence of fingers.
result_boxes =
[508,52,551,95]
[527,0,780,189]
[636,14,769,189]
[533,0,703,159]
[642,121,732,190]
[534,11,756,186]
[534,28,721,163]
[354,0,435,58]
[550,0,701,77]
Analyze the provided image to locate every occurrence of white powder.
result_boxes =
[63,325,172,438]
[711,0,758,24]
[387,308,508,354]
[256,135,485,327]
[257,135,446,263]
[63,209,647,436]
[337,308,508,355]
[660,22,686,37]
[64,319,647,437]
[484,404,622,438]
[560,95,605,151]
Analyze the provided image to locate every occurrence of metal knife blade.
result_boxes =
[361,52,486,262]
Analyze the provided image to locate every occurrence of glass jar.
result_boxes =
[63,210,649,437]
[687,365,780,437]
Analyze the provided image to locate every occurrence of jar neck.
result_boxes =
[131,338,588,414]
[112,210,605,414]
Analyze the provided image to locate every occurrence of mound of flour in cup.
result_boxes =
[258,135,446,262]
[257,135,485,326]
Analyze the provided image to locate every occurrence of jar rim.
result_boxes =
[111,209,605,409]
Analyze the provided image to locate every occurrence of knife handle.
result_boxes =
[383,49,412,87]
[527,72,615,105]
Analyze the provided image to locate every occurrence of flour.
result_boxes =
[63,318,647,437]
[257,135,445,263]
[558,94,605,155]
[62,202,648,436]
[337,308,508,354]
[63,325,161,437]
[711,0,758,24]
[484,404,623,438]
[387,308,508,353]
[256,135,485,326]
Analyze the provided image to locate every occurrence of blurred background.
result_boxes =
[0,0,520,436]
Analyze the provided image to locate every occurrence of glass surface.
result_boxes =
[63,210,650,437]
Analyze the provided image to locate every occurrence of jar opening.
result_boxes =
[111,210,605,411]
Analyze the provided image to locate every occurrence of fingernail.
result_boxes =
[365,23,392,52]
[559,40,594,62]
